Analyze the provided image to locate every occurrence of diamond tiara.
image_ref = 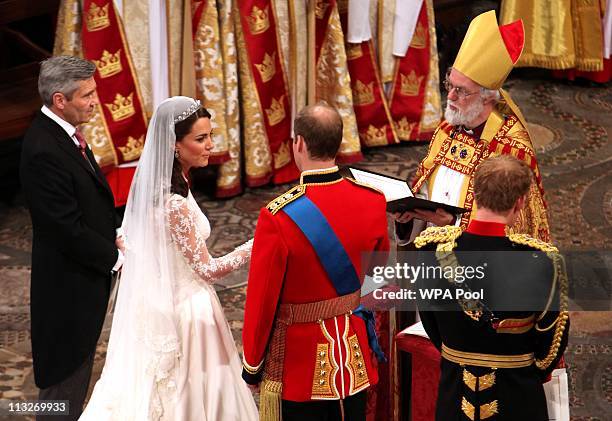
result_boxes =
[173,99,201,123]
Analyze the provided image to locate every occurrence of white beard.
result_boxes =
[444,99,484,127]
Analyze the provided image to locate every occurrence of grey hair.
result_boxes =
[479,87,501,103]
[38,56,96,106]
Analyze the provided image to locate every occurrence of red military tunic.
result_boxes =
[242,167,390,403]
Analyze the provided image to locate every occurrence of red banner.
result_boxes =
[337,3,398,147]
[389,2,430,141]
[191,0,206,39]
[81,1,148,168]
[238,1,298,184]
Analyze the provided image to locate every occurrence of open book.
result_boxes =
[349,167,467,215]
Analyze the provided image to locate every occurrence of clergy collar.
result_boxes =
[299,166,342,185]
[458,120,487,139]
[466,219,507,237]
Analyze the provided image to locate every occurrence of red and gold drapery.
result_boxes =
[81,0,148,170]
[238,1,299,185]
[337,1,398,148]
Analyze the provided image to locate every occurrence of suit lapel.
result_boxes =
[39,113,116,203]
[84,145,115,201]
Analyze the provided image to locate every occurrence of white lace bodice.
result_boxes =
[166,193,252,284]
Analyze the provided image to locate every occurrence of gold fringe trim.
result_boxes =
[259,380,283,421]
[518,54,604,72]
[517,53,577,70]
[576,58,605,72]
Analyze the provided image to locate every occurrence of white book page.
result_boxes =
[350,168,413,202]
[398,321,429,339]
[543,368,570,421]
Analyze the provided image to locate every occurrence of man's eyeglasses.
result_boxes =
[443,79,480,99]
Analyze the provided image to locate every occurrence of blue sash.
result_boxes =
[283,195,386,362]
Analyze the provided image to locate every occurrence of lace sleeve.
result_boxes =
[167,195,253,284]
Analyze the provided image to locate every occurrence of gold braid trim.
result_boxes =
[415,226,485,320]
[266,184,307,215]
[509,233,569,370]
[535,251,569,370]
[259,379,283,421]
[414,226,463,249]
[242,356,264,374]
[508,233,558,253]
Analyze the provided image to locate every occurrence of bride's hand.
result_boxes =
[235,238,254,254]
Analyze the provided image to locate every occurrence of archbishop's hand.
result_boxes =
[392,211,417,224]
[411,208,455,226]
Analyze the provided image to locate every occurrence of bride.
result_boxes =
[80,96,258,420]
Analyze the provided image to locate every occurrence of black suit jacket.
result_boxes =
[20,111,119,388]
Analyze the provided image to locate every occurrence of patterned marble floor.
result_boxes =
[0,77,610,420]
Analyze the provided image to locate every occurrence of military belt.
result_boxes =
[441,343,534,369]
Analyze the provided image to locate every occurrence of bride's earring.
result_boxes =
[175,149,180,159]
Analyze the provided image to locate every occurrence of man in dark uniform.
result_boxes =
[414,155,569,421]
[242,103,390,421]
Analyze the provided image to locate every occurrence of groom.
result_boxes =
[20,56,123,420]
[242,103,390,420]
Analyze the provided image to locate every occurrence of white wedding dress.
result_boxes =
[80,192,258,420]
[79,97,258,421]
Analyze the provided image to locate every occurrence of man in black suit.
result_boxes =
[20,56,124,420]
[413,155,569,421]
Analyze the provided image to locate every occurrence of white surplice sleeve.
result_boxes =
[167,195,252,284]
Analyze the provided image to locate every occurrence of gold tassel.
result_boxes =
[259,380,283,421]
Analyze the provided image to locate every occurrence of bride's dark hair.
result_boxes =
[171,107,212,197]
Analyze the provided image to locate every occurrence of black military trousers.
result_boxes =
[282,391,367,421]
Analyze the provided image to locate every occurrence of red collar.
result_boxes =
[466,220,507,237]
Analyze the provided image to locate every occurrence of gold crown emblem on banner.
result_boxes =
[363,125,387,146]
[346,44,363,61]
[93,49,122,78]
[315,0,329,19]
[105,92,136,122]
[255,52,276,83]
[86,3,110,32]
[410,23,426,49]
[395,117,417,139]
[248,6,270,35]
[118,135,144,161]
[266,96,286,126]
[273,140,291,169]
[400,71,424,96]
[353,80,375,106]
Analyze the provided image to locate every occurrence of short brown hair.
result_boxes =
[294,103,343,160]
[474,155,533,212]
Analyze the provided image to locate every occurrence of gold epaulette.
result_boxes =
[414,226,463,249]
[345,177,385,195]
[508,233,558,253]
[266,184,306,215]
